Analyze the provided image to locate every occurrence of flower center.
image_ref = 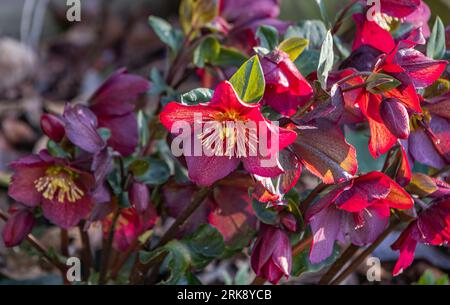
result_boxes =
[373,13,400,32]
[199,111,258,158]
[34,166,84,203]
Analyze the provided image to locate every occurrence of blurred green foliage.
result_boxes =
[280,0,450,26]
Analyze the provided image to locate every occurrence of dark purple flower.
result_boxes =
[88,68,150,156]
[2,205,35,247]
[250,224,292,284]
[8,150,95,228]
[306,172,413,263]
[129,181,150,214]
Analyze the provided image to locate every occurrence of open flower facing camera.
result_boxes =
[0,0,449,287]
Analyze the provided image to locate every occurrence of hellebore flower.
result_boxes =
[306,172,413,263]
[102,206,158,252]
[88,68,150,156]
[128,181,150,214]
[376,0,421,18]
[160,81,297,186]
[403,0,431,38]
[408,92,450,169]
[2,205,35,247]
[40,113,65,142]
[214,0,289,48]
[8,150,95,228]
[342,15,447,157]
[391,198,450,276]
[260,50,313,116]
[250,224,292,284]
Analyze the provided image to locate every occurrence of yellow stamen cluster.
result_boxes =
[199,110,258,158]
[34,166,84,203]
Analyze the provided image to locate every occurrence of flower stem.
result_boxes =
[98,204,120,284]
[129,187,211,284]
[318,244,359,284]
[0,210,68,278]
[330,219,400,285]
[78,223,93,281]
[60,228,69,257]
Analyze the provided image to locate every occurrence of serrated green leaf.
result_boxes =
[427,16,446,60]
[211,47,248,67]
[229,55,265,103]
[278,37,309,61]
[317,30,334,90]
[256,25,279,51]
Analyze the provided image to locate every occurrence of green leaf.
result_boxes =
[211,47,248,67]
[193,36,220,68]
[294,49,320,76]
[137,110,149,148]
[256,25,279,51]
[134,158,170,185]
[185,224,225,261]
[278,37,309,62]
[424,79,450,98]
[314,0,330,26]
[229,55,265,103]
[286,20,327,50]
[251,199,278,225]
[148,16,184,53]
[427,16,446,59]
[366,73,401,94]
[46,140,70,158]
[180,88,214,105]
[129,159,150,176]
[149,67,168,95]
[317,30,334,90]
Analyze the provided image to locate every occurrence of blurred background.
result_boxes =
[0,0,448,284]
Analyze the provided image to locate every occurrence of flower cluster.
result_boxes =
[2,0,450,285]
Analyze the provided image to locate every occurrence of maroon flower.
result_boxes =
[2,205,35,247]
[306,172,413,263]
[88,68,150,156]
[250,224,292,284]
[160,81,297,186]
[8,150,95,228]
[128,181,150,214]
[40,113,65,142]
[391,198,450,276]
[260,50,313,116]
[407,91,450,169]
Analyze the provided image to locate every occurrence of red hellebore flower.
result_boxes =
[391,197,450,276]
[2,205,35,247]
[251,224,292,284]
[102,206,158,252]
[408,92,450,169]
[88,68,150,156]
[159,81,297,186]
[260,50,313,116]
[346,15,447,158]
[306,172,413,263]
[8,150,95,229]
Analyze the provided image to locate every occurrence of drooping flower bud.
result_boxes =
[250,224,292,284]
[2,208,35,247]
[380,98,410,139]
[40,113,65,142]
[128,181,149,214]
